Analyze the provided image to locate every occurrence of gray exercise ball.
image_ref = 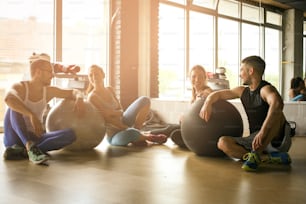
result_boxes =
[46,99,106,151]
[181,98,243,156]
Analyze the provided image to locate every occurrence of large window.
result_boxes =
[242,2,264,24]
[265,27,281,89]
[0,0,109,128]
[264,11,282,89]
[218,0,239,18]
[189,11,214,73]
[241,23,260,58]
[0,0,54,127]
[218,18,239,89]
[158,4,185,98]
[62,0,109,74]
[159,1,215,99]
[158,0,283,99]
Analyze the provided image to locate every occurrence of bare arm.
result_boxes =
[46,86,77,100]
[199,86,245,121]
[5,83,32,118]
[47,86,86,117]
[252,85,285,151]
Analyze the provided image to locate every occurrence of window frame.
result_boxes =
[157,0,284,99]
[0,0,110,127]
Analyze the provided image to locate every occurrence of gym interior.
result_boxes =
[0,0,306,203]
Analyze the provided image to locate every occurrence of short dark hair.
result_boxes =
[241,55,266,76]
[290,77,303,89]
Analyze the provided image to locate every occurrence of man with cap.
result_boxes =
[3,53,85,164]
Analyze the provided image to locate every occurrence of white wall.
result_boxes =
[150,99,306,136]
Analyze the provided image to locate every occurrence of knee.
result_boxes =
[139,96,151,106]
[125,128,141,137]
[110,129,141,146]
[62,128,77,143]
[217,136,230,152]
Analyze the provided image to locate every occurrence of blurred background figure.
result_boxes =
[289,77,306,101]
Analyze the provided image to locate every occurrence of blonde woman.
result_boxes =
[171,65,213,147]
[190,65,213,103]
[86,65,167,146]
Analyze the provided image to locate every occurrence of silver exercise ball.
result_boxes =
[46,99,106,151]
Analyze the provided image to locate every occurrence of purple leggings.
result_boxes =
[3,108,76,152]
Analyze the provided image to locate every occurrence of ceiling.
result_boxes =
[252,0,306,17]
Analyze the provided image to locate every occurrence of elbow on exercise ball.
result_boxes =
[181,98,243,157]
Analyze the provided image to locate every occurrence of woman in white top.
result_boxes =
[169,65,213,148]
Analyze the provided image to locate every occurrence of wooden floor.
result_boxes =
[0,134,306,204]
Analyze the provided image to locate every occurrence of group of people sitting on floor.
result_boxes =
[2,53,295,172]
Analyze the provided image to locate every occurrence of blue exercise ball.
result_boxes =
[181,98,243,156]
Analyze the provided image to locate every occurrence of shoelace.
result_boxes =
[242,153,251,161]
[242,152,261,163]
[30,146,44,155]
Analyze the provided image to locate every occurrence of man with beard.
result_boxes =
[199,55,292,171]
[3,53,85,164]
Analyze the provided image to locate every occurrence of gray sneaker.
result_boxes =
[27,145,49,164]
[3,144,28,160]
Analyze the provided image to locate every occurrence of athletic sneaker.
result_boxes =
[149,124,181,137]
[170,129,187,148]
[27,145,49,164]
[267,152,292,165]
[241,151,261,171]
[3,144,28,160]
[147,134,167,144]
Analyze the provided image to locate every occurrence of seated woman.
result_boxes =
[189,65,213,103]
[166,65,213,147]
[289,77,306,101]
[86,65,167,146]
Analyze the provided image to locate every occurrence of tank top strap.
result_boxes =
[23,81,47,103]
[23,81,29,101]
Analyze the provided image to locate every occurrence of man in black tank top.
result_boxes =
[199,56,292,172]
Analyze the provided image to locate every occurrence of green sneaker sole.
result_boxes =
[29,156,49,164]
[241,164,258,171]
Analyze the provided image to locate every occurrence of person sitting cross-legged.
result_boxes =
[199,56,292,172]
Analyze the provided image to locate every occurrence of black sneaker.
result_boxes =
[150,124,181,137]
[27,145,49,164]
[170,129,187,148]
[3,144,28,160]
